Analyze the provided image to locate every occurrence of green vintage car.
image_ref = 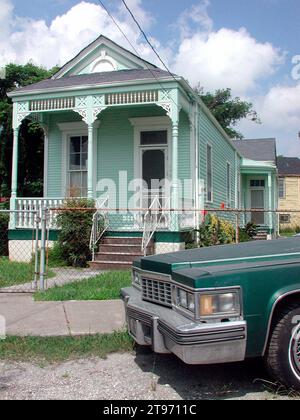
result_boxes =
[121,238,300,389]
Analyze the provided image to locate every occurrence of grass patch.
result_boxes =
[0,257,55,288]
[35,271,132,301]
[280,231,296,238]
[0,331,134,362]
[0,257,36,288]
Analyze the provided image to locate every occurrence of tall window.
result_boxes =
[68,136,88,197]
[278,178,286,199]
[206,144,212,202]
[226,163,231,207]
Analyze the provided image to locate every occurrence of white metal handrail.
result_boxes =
[142,196,164,256]
[89,197,109,261]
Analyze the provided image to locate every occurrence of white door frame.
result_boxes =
[130,117,172,205]
[250,186,266,225]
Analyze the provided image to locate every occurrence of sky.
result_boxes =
[1,0,300,156]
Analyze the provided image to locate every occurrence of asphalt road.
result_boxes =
[0,348,299,400]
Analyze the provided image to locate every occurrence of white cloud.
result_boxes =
[0,0,160,68]
[175,0,213,40]
[239,83,300,156]
[172,25,284,96]
[0,0,14,41]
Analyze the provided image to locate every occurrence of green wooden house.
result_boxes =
[7,35,278,267]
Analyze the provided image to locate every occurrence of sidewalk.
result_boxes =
[0,294,125,337]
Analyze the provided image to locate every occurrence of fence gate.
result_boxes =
[0,209,46,293]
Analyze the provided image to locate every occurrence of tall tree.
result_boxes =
[194,86,260,139]
[0,63,59,197]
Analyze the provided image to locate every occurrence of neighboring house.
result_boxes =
[277,156,300,229]
[234,138,278,235]
[7,35,278,265]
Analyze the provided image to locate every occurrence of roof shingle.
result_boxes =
[277,156,300,176]
[234,138,277,162]
[10,69,174,95]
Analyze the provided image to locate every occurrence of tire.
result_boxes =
[265,302,300,390]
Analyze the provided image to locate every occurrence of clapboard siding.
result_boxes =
[199,111,241,214]
[279,177,300,227]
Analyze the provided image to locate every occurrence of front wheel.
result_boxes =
[265,303,300,390]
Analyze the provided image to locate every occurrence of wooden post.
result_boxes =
[236,212,240,244]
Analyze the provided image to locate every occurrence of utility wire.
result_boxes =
[121,0,179,85]
[96,0,196,131]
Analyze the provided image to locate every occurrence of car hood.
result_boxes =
[135,237,300,279]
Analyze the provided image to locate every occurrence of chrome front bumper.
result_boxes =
[121,287,247,365]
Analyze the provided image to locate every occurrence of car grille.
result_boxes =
[141,278,172,307]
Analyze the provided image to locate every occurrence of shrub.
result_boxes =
[238,228,251,243]
[0,213,9,256]
[244,222,257,239]
[197,214,235,247]
[47,243,68,268]
[56,198,96,268]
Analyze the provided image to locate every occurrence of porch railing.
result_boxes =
[14,198,65,229]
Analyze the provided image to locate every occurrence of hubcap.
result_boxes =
[290,325,300,376]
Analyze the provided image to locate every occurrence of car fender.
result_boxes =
[262,283,300,355]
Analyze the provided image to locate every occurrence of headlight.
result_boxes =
[132,270,141,286]
[177,288,195,313]
[199,292,240,317]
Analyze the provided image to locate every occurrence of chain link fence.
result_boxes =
[0,209,39,293]
[1,206,300,294]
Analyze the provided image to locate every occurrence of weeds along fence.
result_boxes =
[2,206,300,293]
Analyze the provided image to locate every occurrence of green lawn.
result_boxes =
[0,332,134,362]
[35,271,132,301]
[0,257,35,288]
[0,257,55,288]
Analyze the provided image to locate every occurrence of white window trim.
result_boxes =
[58,121,100,197]
[206,143,213,203]
[130,117,172,182]
[278,177,286,200]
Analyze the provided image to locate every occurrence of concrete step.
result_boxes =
[89,261,133,271]
[101,237,143,245]
[99,244,144,254]
[95,252,144,263]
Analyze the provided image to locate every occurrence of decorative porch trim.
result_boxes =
[105,90,158,105]
[29,97,75,111]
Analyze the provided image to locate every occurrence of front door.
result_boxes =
[139,129,168,208]
[251,189,265,225]
[141,148,167,207]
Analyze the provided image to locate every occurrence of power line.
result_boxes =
[121,0,178,85]
[96,0,196,129]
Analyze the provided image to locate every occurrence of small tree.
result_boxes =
[56,198,95,268]
[194,87,260,139]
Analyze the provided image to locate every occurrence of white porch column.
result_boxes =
[171,120,179,209]
[268,173,273,236]
[11,127,19,201]
[87,123,94,199]
[9,127,19,229]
